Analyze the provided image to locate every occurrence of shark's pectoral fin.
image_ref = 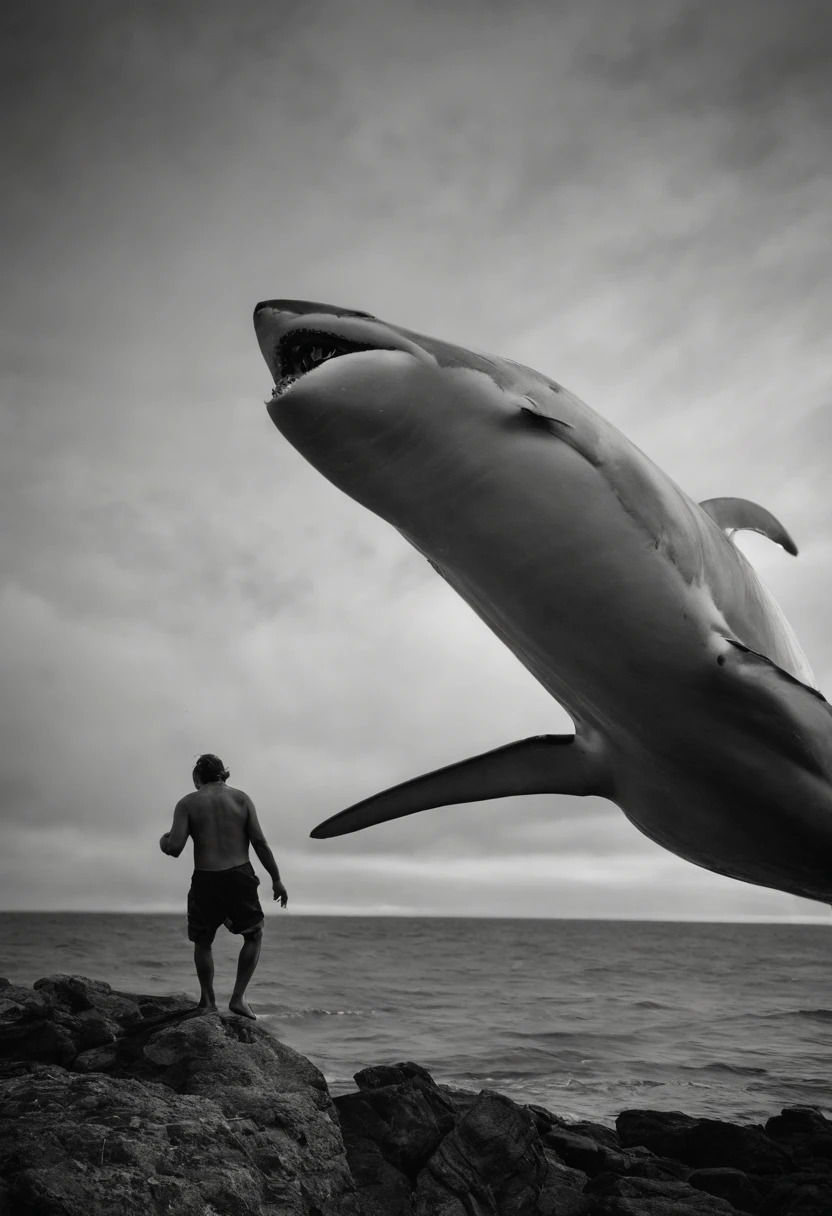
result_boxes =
[310,734,605,838]
[700,497,798,556]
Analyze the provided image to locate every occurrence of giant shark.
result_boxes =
[253,299,832,906]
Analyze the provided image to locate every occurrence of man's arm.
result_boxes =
[160,800,190,858]
[245,797,288,907]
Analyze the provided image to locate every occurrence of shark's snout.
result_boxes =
[253,299,434,409]
[253,300,379,376]
[253,299,377,321]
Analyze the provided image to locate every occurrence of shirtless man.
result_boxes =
[160,753,288,1019]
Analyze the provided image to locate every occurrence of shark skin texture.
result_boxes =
[253,300,832,907]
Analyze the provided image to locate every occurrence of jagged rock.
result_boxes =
[339,1135,412,1216]
[412,1089,585,1216]
[1,1067,264,1216]
[682,1121,794,1177]
[618,1110,795,1189]
[528,1103,560,1133]
[617,1109,703,1159]
[4,974,830,1216]
[0,976,150,1071]
[765,1107,832,1168]
[335,1073,456,1179]
[542,1125,688,1184]
[758,1170,832,1215]
[355,1061,437,1090]
[584,1173,737,1213]
[614,1148,690,1183]
[688,1166,764,1213]
[34,975,144,1027]
[565,1119,622,1152]
[0,976,359,1215]
[0,982,52,1023]
[766,1108,831,1141]
[543,1126,614,1175]
[122,991,197,1020]
[73,1043,120,1074]
[438,1083,480,1119]
[538,1154,593,1215]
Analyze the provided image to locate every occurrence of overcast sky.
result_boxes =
[2,0,830,919]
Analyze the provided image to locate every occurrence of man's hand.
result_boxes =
[273,880,288,908]
[159,833,170,854]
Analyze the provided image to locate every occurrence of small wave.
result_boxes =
[755,1007,832,1025]
[258,1006,374,1020]
[505,1029,639,1045]
[632,1000,671,1010]
[691,1062,768,1077]
[726,1007,832,1026]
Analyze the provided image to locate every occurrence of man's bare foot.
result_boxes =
[197,996,217,1012]
[228,996,256,1020]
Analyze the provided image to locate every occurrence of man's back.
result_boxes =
[161,753,287,1019]
[184,783,252,870]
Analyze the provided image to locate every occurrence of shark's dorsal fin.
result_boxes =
[700,497,798,556]
[310,735,604,838]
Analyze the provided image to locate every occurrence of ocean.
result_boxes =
[1,914,829,1127]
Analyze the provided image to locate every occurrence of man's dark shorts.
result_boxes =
[187,861,264,944]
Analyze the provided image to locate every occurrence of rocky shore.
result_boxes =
[1,976,830,1215]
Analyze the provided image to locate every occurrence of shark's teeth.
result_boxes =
[278,331,397,379]
[268,330,400,401]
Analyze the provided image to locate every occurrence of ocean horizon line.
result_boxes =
[1,909,829,924]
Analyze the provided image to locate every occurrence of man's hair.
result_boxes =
[193,753,230,784]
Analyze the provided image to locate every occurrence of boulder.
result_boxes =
[757,1170,832,1216]
[537,1154,593,1215]
[412,1089,584,1216]
[354,1061,437,1090]
[0,976,147,1070]
[1,1066,264,1216]
[682,1120,794,1177]
[544,1126,615,1176]
[764,1107,832,1168]
[335,1074,456,1178]
[4,973,830,1216]
[616,1109,703,1159]
[121,991,197,1020]
[617,1110,794,1183]
[0,975,359,1215]
[543,1125,687,1183]
[338,1135,412,1216]
[688,1166,764,1213]
[584,1173,737,1214]
[34,975,144,1027]
[765,1108,831,1143]
[527,1102,561,1134]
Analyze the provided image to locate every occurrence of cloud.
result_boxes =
[1,0,830,916]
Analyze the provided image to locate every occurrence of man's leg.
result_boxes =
[229,927,262,1020]
[193,941,217,1010]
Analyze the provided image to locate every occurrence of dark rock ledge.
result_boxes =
[1,977,830,1215]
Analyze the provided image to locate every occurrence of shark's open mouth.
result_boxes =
[269,329,395,400]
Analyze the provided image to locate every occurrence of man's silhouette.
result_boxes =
[160,753,288,1019]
